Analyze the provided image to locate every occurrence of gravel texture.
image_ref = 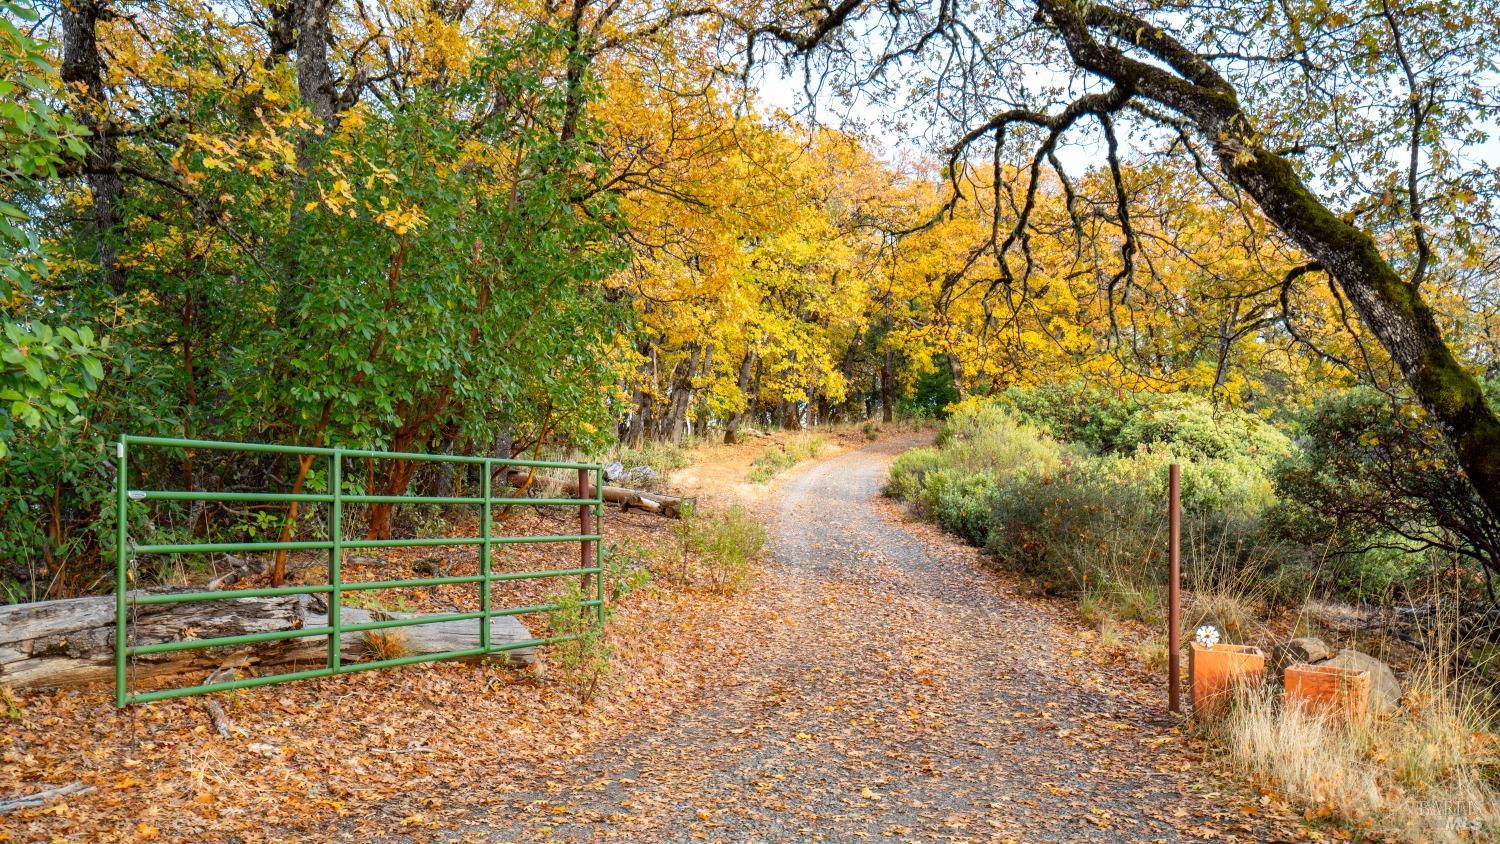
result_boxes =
[458,435,1310,843]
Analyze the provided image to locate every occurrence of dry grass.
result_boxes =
[1185,588,1260,644]
[1226,670,1500,843]
[1135,637,1171,672]
[1096,617,1125,650]
[1206,572,1500,841]
[1180,526,1284,645]
[1079,589,1109,627]
[360,628,410,661]
[746,433,828,483]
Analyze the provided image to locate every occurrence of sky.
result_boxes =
[748,45,1500,179]
[748,55,1185,176]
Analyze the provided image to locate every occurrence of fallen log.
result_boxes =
[502,467,689,518]
[0,591,535,691]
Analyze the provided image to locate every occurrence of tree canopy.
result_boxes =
[3,0,1499,597]
[735,0,1500,528]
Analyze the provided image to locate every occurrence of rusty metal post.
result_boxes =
[1168,463,1182,714]
[579,467,594,593]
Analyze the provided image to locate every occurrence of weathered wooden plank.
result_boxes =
[1,592,535,691]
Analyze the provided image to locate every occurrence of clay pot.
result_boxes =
[1189,642,1266,721]
[1284,662,1370,721]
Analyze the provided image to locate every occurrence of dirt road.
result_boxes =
[464,436,1304,842]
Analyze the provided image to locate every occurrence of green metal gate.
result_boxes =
[114,435,603,706]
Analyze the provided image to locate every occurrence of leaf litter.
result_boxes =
[2,435,1322,842]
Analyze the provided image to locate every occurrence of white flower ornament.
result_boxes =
[1195,624,1221,649]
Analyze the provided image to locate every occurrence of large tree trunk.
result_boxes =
[779,400,802,431]
[832,335,864,423]
[621,398,642,446]
[946,353,965,399]
[625,347,658,447]
[432,427,460,497]
[723,350,758,444]
[1,592,534,691]
[364,456,420,540]
[265,2,298,62]
[558,0,590,145]
[364,393,452,540]
[277,0,343,325]
[880,348,895,423]
[1035,0,1500,537]
[692,345,713,436]
[1235,157,1500,523]
[296,0,337,127]
[673,344,712,444]
[492,429,513,461]
[661,347,701,446]
[60,0,125,295]
[625,389,649,448]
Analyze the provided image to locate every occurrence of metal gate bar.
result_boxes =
[114,435,604,706]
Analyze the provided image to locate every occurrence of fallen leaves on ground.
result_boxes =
[1,508,779,843]
[421,436,1316,843]
[2,434,1321,843]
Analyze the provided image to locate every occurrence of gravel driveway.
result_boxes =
[462,435,1307,843]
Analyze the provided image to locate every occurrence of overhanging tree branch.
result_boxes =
[730,0,1500,534]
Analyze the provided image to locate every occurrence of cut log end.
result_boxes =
[502,468,685,518]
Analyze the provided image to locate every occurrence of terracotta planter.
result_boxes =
[1189,642,1266,720]
[1284,662,1370,721]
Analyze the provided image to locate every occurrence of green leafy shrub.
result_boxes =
[996,383,1144,453]
[547,580,612,704]
[1319,543,1434,601]
[0,2,100,461]
[897,358,961,420]
[392,502,450,539]
[997,384,1292,468]
[1089,447,1279,526]
[604,540,652,602]
[1115,393,1293,463]
[545,538,654,704]
[929,404,1068,479]
[980,459,1160,594]
[2,22,629,603]
[887,446,944,502]
[890,398,1289,607]
[1270,386,1498,602]
[661,505,766,593]
[926,469,1003,546]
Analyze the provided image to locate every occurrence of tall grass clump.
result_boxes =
[1227,669,1500,842]
[748,434,827,483]
[546,542,655,704]
[616,441,694,474]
